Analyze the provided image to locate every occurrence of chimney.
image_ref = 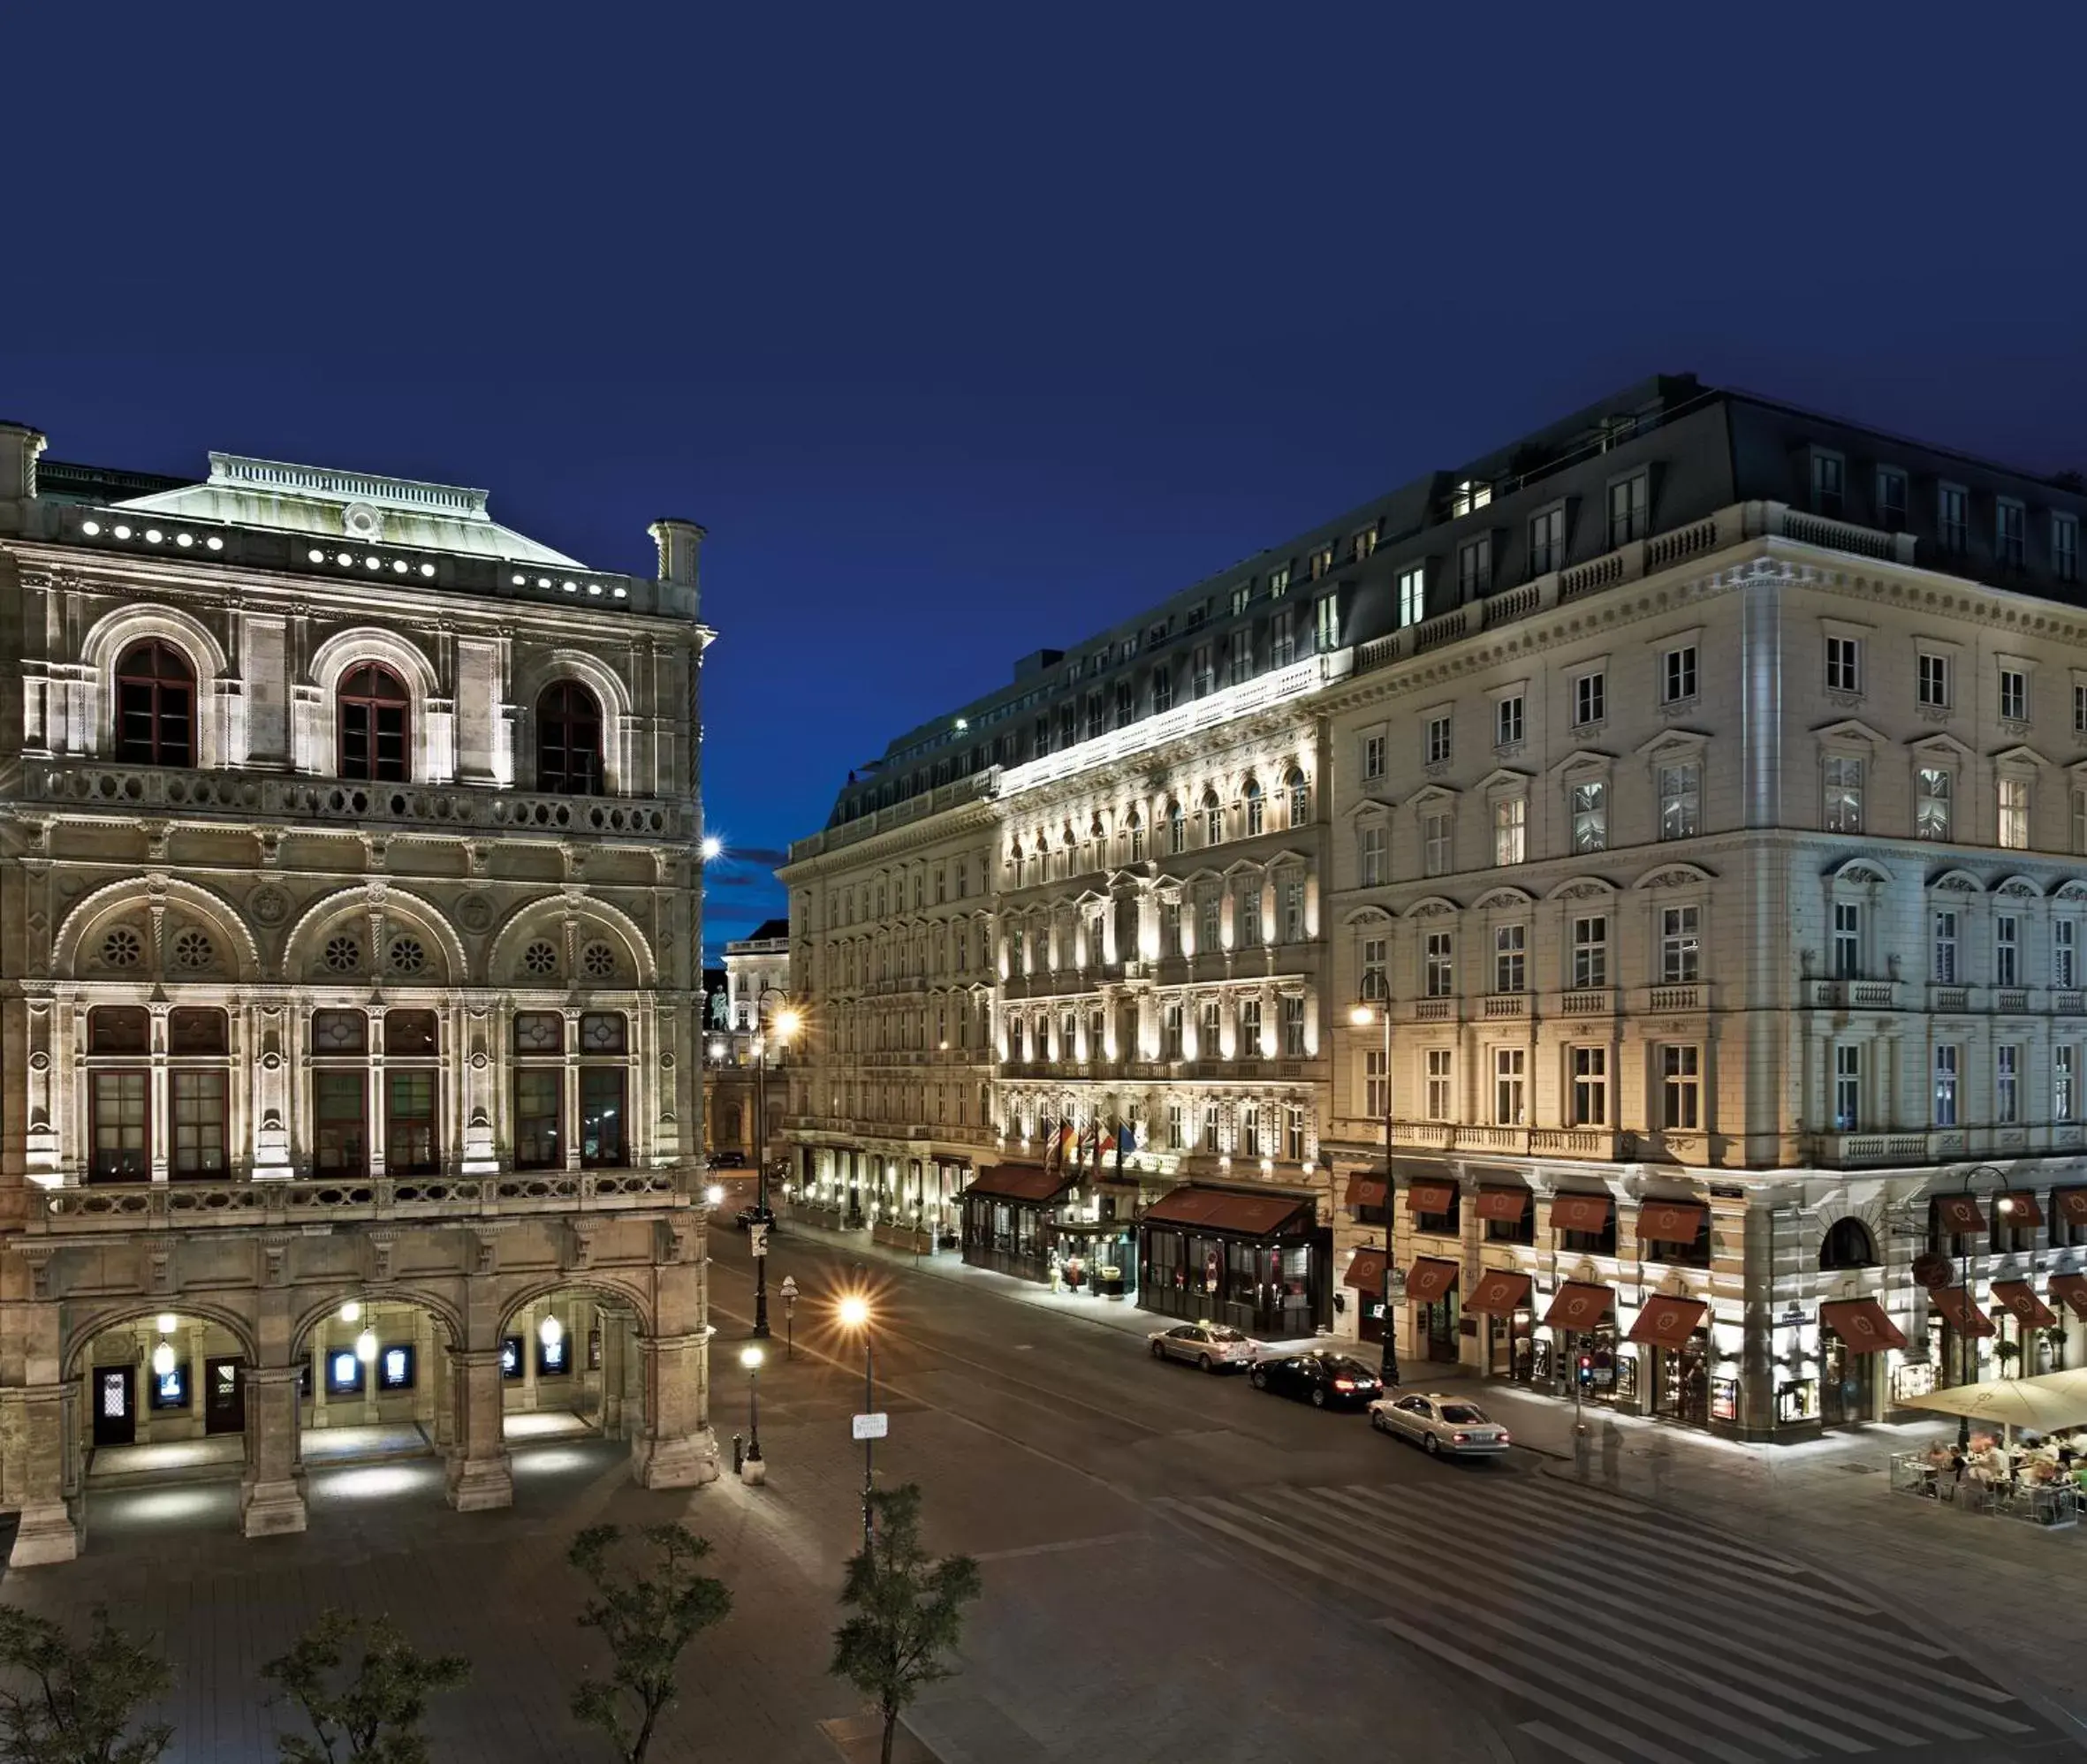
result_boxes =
[0,422,47,535]
[649,518,706,598]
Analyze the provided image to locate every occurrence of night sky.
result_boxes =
[6,4,2085,954]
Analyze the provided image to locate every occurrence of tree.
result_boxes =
[830,1485,982,1764]
[568,1524,732,1764]
[0,1603,172,1764]
[260,1609,469,1764]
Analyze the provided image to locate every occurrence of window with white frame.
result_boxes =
[1202,1102,1220,1151]
[1571,1046,1607,1125]
[1199,888,1220,952]
[1360,935,1387,1001]
[1200,996,1221,1054]
[1916,651,1951,709]
[1425,713,1452,766]
[1661,905,1701,982]
[1999,776,2030,851]
[1997,1043,2021,1124]
[1281,877,1305,943]
[1244,779,1265,837]
[1493,1048,1526,1125]
[2059,918,2078,989]
[1240,996,1263,1055]
[1825,755,1863,833]
[1423,931,1453,997]
[1359,822,1387,887]
[1282,994,1306,1056]
[1825,633,1862,694]
[1363,1048,1387,1119]
[1495,693,1525,748]
[1572,914,1607,989]
[1995,912,2020,987]
[1916,766,1953,840]
[1932,909,1959,983]
[1570,780,1607,852]
[2059,1046,2077,1123]
[1833,1045,1861,1132]
[1202,790,1223,845]
[2057,513,2080,585]
[1363,733,1386,781]
[1933,1044,1959,1126]
[1658,761,1701,839]
[1425,1049,1453,1120]
[1492,795,1526,865]
[1398,566,1425,630]
[1494,924,1526,993]
[1286,1104,1306,1161]
[1833,901,1862,979]
[1423,810,1452,877]
[1574,669,1605,727]
[1661,1046,1701,1130]
[1661,644,1697,705]
[2000,666,2029,723]
[1238,879,1263,946]
[1166,1102,1184,1149]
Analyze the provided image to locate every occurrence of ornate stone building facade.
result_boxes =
[0,427,718,1563]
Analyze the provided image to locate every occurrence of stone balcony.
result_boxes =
[25,1170,687,1238]
[20,762,684,841]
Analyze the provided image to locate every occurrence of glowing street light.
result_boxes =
[700,836,723,861]
[705,1184,725,1207]
[740,1343,765,1477]
[539,1314,565,1348]
[838,1292,876,1545]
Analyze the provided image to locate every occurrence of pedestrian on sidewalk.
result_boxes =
[1600,1419,1622,1484]
[1572,1424,1590,1481]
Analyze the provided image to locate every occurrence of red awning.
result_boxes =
[1819,1298,1907,1353]
[1549,1192,1613,1233]
[1932,1194,1985,1234]
[1636,1200,1707,1245]
[1474,1187,1529,1222]
[1344,1248,1387,1292]
[1999,1192,2044,1226]
[1140,1185,1314,1238]
[963,1164,1075,1205]
[1628,1294,1708,1348]
[1929,1287,1997,1337]
[1464,1269,1534,1314]
[2056,1190,2087,1228]
[1992,1280,2058,1329]
[1343,1173,1388,1211]
[1543,1283,1615,1330]
[2051,1274,2087,1321]
[1405,1180,1458,1215]
[1405,1258,1459,1304]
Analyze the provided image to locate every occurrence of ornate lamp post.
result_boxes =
[838,1291,876,1548]
[750,995,801,1338]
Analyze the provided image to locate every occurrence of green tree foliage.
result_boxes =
[0,1603,172,1764]
[260,1609,469,1764]
[568,1524,732,1764]
[830,1485,982,1764]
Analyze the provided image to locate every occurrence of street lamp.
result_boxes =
[1349,1001,1400,1389]
[700,835,724,861]
[750,991,801,1338]
[838,1292,875,1548]
[739,1344,765,1480]
[705,1183,725,1208]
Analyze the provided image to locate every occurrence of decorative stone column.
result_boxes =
[628,1331,720,1488]
[1259,985,1279,1058]
[240,1367,308,1539]
[1137,995,1159,1061]
[1260,876,1278,948]
[445,1348,513,1510]
[8,1382,79,1566]
[1302,990,1321,1058]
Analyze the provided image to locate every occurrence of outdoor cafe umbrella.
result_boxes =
[1902,1367,2087,1442]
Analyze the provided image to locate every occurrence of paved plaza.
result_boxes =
[1,1218,2083,1762]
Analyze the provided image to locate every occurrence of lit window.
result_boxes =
[1916,767,1953,839]
[1398,566,1426,630]
[1493,925,1526,994]
[1572,915,1607,989]
[1932,1045,1959,1126]
[1492,796,1526,866]
[1833,1045,1861,1131]
[1824,755,1863,833]
[1999,776,2030,851]
[1571,780,1606,853]
[1658,762,1701,840]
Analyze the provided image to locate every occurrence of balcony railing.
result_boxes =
[1810,980,1901,1010]
[29,1170,684,1236]
[23,763,683,840]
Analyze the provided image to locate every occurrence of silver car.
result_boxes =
[1368,1391,1513,1457]
[1148,1321,1256,1373]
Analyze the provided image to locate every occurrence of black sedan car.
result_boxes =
[1247,1350,1384,1410]
[732,1206,775,1232]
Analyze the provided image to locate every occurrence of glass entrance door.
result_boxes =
[93,1366,134,1447]
[1821,1334,1874,1427]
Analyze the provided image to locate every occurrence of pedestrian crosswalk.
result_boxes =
[1157,1472,2053,1764]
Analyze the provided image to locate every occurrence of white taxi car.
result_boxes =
[1367,1391,1512,1457]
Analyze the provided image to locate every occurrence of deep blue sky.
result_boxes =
[6,4,2086,953]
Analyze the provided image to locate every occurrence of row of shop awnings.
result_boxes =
[960,1167,1314,1237]
[1339,1256,1711,1349]
[1341,1177,1705,1243]
[1932,1191,2087,1231]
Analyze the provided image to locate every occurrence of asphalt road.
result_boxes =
[713,1225,2081,1764]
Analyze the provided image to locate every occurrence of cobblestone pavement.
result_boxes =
[1,1219,2081,1763]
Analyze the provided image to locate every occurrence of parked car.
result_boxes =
[1248,1350,1383,1410]
[1148,1321,1256,1373]
[733,1206,774,1232]
[710,1151,748,1169]
[1367,1392,1513,1457]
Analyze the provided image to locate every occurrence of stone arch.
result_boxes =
[488,892,658,988]
[1994,874,2045,899]
[1832,857,1894,886]
[53,874,262,982]
[1402,894,1461,919]
[496,1273,656,1342]
[1809,1192,1886,1272]
[288,1284,467,1361]
[63,1296,260,1377]
[1545,876,1617,902]
[1928,867,1985,893]
[80,602,234,768]
[1473,886,1537,911]
[281,885,467,987]
[512,649,635,796]
[305,626,444,783]
[1632,861,1716,890]
[1818,1215,1880,1271]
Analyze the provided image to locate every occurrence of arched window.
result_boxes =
[1166,799,1186,854]
[337,663,410,782]
[1286,767,1309,829]
[1126,806,1145,862]
[116,640,195,767]
[1202,788,1223,846]
[1244,778,1264,837]
[1818,1216,1878,1270]
[536,681,603,795]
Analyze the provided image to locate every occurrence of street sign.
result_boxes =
[779,1275,799,1300]
[851,1412,889,1441]
[748,1223,770,1259]
[1385,1268,1408,1302]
